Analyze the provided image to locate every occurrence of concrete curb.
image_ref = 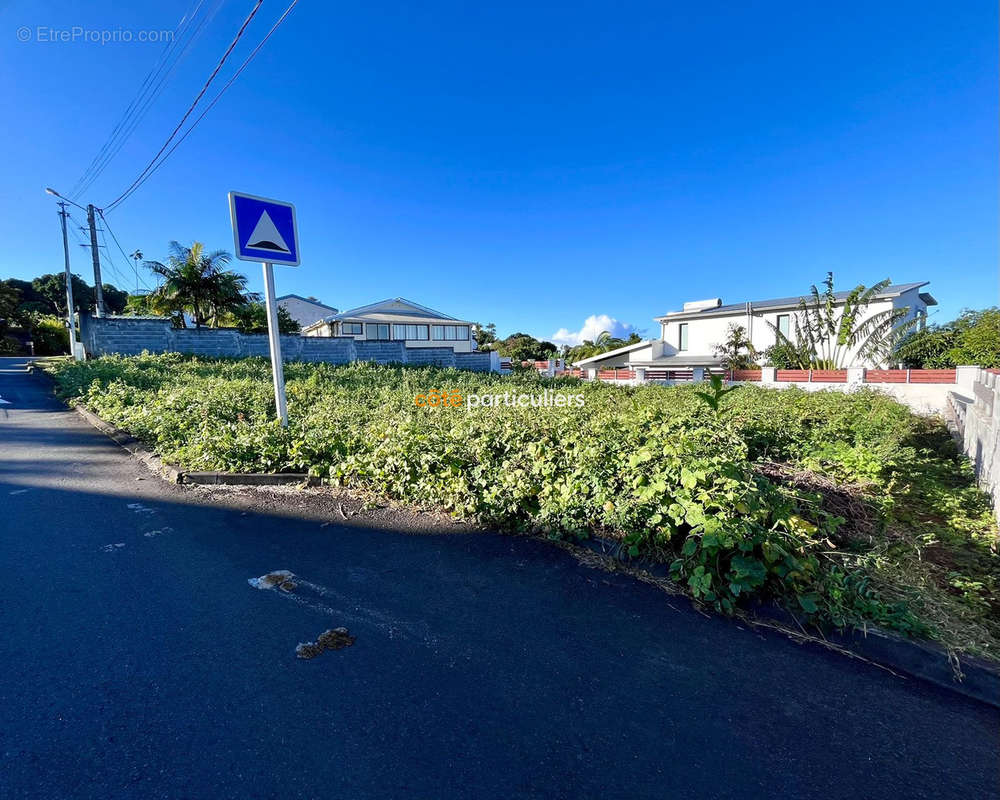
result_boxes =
[182,471,318,487]
[31,366,1000,709]
[573,533,1000,709]
[73,404,184,484]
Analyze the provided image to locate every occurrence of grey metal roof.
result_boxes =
[655,282,930,321]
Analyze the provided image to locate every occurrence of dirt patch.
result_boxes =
[296,627,355,659]
[755,461,881,546]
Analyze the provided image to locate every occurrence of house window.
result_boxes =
[392,324,429,341]
[432,324,470,341]
[678,323,688,351]
[776,314,790,338]
[366,323,390,340]
[341,322,362,336]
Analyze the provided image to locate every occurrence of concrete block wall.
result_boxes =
[406,347,457,368]
[352,340,407,364]
[455,352,492,372]
[79,315,495,371]
[948,369,1000,519]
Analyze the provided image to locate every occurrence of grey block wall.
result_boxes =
[79,314,495,371]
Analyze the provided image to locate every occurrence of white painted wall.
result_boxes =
[277,297,334,329]
[656,294,930,368]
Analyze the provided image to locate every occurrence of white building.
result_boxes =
[574,282,936,371]
[277,294,337,329]
[302,297,478,353]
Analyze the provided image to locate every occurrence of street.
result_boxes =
[0,356,997,799]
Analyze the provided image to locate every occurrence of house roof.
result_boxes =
[655,282,934,321]
[304,297,469,330]
[572,340,654,367]
[276,294,337,312]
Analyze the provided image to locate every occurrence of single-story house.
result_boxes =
[573,282,936,371]
[277,294,337,328]
[302,297,478,353]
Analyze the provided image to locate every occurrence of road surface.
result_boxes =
[0,357,997,799]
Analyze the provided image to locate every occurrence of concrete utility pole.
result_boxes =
[86,204,105,317]
[55,202,83,361]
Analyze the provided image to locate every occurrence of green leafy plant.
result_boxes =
[693,373,737,412]
[767,272,918,368]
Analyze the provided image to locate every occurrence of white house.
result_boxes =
[574,282,936,371]
[277,294,337,329]
[302,297,478,353]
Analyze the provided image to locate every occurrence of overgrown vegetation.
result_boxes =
[47,354,999,659]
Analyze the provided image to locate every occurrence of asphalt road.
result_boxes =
[0,356,997,799]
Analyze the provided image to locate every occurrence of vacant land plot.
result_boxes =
[48,354,999,660]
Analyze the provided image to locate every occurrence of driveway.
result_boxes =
[0,356,996,799]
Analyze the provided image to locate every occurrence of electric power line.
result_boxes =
[68,0,225,201]
[110,0,301,206]
[98,209,151,292]
[103,0,265,213]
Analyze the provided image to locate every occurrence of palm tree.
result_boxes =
[145,242,258,328]
[767,273,917,369]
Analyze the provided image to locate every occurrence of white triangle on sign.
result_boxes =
[246,210,291,253]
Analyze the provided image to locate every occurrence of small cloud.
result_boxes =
[550,314,638,347]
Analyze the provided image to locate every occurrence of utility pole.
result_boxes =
[86,204,105,317]
[56,202,83,361]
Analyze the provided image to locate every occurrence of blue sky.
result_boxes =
[1,1,996,343]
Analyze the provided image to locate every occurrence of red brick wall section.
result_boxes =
[776,369,810,382]
[810,370,848,383]
[907,369,957,384]
[864,370,908,383]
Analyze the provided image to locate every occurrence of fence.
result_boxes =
[78,314,500,372]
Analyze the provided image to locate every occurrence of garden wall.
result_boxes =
[78,315,498,371]
[949,369,1000,516]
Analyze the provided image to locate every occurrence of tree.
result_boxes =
[474,322,498,350]
[497,332,557,363]
[145,242,257,328]
[229,303,301,335]
[101,283,129,314]
[0,282,22,334]
[767,272,917,369]
[31,273,95,315]
[895,308,1000,368]
[713,324,758,370]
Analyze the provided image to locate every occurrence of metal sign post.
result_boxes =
[228,192,300,427]
[261,261,288,426]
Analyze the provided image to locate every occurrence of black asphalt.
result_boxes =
[0,356,997,799]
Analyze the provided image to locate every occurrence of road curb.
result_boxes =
[73,404,185,484]
[33,367,1000,709]
[573,533,1000,709]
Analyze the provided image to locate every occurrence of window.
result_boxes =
[776,314,790,339]
[392,324,429,341]
[432,324,470,341]
[678,323,688,351]
[341,322,362,336]
[366,323,390,340]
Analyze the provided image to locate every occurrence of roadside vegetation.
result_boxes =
[47,354,999,660]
